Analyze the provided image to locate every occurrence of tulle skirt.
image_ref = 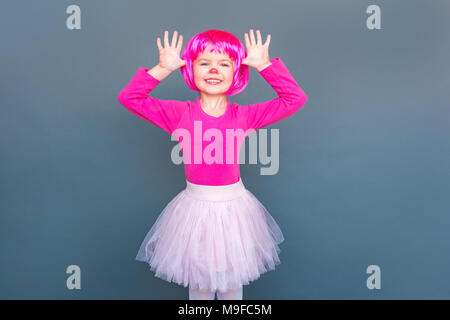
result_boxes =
[135,178,284,292]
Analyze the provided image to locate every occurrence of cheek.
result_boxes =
[193,69,204,83]
[226,70,234,83]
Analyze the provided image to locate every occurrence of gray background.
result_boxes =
[1,0,449,299]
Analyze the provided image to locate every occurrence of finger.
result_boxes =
[256,30,262,46]
[171,30,178,47]
[250,29,256,46]
[244,33,250,48]
[157,37,162,51]
[264,34,271,47]
[176,34,183,51]
[164,30,169,48]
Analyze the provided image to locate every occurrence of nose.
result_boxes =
[209,68,218,73]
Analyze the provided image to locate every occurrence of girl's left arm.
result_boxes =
[241,57,308,131]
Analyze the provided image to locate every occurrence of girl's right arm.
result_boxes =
[117,66,187,135]
[117,31,187,135]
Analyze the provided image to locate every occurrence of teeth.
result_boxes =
[206,79,221,84]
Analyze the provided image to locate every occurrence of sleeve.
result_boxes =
[242,57,308,131]
[117,67,187,135]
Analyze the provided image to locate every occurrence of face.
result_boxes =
[193,43,235,96]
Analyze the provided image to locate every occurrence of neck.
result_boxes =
[199,93,228,110]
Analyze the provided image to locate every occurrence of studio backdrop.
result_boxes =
[1,0,449,299]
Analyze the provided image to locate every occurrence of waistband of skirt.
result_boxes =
[184,178,247,201]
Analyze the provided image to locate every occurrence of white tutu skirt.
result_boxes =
[136,178,284,292]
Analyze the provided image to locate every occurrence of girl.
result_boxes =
[117,29,308,300]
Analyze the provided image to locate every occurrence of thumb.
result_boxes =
[241,57,248,65]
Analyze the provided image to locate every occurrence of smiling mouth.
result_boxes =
[205,79,222,85]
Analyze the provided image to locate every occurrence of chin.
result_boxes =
[198,86,227,95]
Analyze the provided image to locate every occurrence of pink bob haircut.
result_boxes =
[180,29,249,96]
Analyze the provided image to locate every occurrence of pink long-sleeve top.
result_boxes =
[117,57,308,186]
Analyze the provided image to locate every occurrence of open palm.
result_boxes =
[157,30,186,72]
[242,29,271,69]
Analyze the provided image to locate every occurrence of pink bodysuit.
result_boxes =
[117,57,308,186]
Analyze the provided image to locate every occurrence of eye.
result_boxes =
[199,62,230,67]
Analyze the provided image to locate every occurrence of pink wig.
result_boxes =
[180,29,249,96]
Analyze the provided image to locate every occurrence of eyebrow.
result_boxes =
[197,58,232,62]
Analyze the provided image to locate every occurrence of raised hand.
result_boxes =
[242,29,271,71]
[157,30,186,72]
